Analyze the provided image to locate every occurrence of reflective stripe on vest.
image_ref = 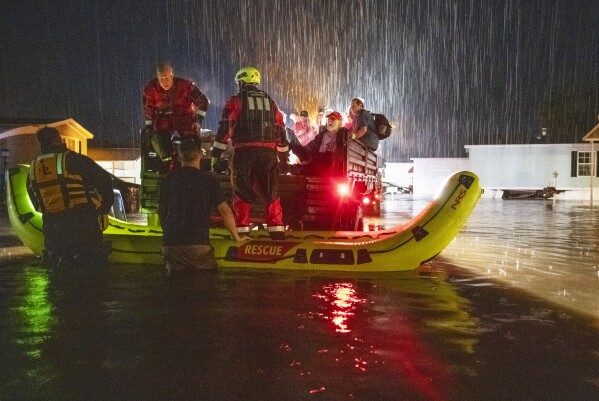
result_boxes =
[236,89,276,143]
[30,151,100,214]
[247,95,270,112]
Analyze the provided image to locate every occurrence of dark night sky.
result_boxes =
[1,0,598,161]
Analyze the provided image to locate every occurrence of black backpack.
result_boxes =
[371,113,392,140]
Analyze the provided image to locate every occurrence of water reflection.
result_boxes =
[439,199,599,319]
[15,269,53,358]
[3,263,481,400]
[376,195,599,320]
[314,282,365,333]
[0,265,54,396]
[290,272,478,400]
[3,196,599,399]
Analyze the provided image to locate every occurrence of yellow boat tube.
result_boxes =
[6,165,481,271]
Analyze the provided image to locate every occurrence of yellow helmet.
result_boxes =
[235,67,260,85]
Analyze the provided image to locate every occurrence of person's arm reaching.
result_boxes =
[190,83,209,133]
[212,96,238,169]
[272,103,289,153]
[77,154,114,215]
[272,103,290,173]
[217,201,246,242]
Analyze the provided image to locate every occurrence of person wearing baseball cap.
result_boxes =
[293,110,318,147]
[292,111,349,176]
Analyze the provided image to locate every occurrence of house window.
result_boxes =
[577,151,592,176]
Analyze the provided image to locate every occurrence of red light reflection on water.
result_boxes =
[314,283,366,333]
[312,282,452,400]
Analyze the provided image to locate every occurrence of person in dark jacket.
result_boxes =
[211,67,289,239]
[293,111,349,176]
[158,139,245,272]
[27,127,114,268]
[142,63,210,161]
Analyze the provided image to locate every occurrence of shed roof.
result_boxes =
[87,148,141,161]
[582,121,599,142]
[0,118,94,140]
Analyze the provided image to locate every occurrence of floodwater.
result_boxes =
[1,198,599,401]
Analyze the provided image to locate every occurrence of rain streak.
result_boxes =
[1,0,598,160]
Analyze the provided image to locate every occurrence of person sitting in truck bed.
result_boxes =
[348,97,379,151]
[293,110,318,146]
[292,111,349,177]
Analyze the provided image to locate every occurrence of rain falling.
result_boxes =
[1,0,598,161]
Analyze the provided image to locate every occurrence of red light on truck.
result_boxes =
[337,184,350,197]
[362,196,371,205]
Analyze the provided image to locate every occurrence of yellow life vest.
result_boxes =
[29,151,101,214]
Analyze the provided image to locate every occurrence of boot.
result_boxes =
[266,197,285,240]
[233,196,252,233]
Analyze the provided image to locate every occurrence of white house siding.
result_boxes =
[96,160,142,184]
[382,162,413,187]
[412,158,470,197]
[556,188,599,201]
[465,144,599,191]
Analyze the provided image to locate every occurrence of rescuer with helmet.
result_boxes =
[27,127,114,268]
[211,67,289,239]
[142,63,210,164]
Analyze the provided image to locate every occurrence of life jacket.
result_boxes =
[29,151,101,214]
[234,87,277,144]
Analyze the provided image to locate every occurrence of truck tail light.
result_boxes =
[337,183,350,197]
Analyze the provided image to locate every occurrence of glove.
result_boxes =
[98,214,109,231]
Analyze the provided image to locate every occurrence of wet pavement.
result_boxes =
[1,199,599,401]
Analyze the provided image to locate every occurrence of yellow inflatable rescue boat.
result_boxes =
[6,165,481,271]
